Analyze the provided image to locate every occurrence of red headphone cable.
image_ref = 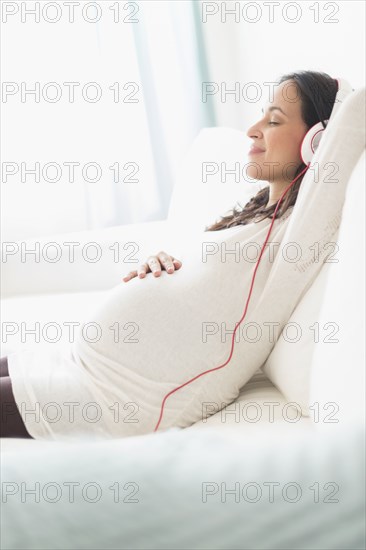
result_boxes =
[153,163,310,432]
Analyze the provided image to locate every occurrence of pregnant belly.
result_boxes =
[74,258,242,386]
[72,218,285,400]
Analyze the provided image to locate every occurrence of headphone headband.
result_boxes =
[332,78,354,115]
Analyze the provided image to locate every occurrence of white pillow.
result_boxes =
[261,258,335,416]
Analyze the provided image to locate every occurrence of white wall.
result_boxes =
[200,0,365,131]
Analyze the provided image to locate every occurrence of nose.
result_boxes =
[246,120,263,140]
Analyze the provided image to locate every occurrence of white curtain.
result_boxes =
[1,0,214,241]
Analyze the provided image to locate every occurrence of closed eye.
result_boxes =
[268,121,279,125]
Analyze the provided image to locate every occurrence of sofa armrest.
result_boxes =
[1,219,185,298]
[1,425,364,550]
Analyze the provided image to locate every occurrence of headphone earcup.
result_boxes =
[300,120,328,165]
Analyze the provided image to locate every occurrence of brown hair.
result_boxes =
[204,70,338,232]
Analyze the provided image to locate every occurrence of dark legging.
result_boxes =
[0,356,34,438]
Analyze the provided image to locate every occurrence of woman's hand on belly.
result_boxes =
[122,251,182,282]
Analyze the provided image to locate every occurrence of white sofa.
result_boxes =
[1,89,365,549]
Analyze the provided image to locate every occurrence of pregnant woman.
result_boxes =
[0,70,341,440]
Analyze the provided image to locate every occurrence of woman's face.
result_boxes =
[246,80,309,182]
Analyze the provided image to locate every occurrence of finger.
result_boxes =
[122,270,138,282]
[137,263,149,278]
[146,256,162,277]
[157,252,176,274]
[165,257,182,272]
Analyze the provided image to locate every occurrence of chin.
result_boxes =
[246,163,266,181]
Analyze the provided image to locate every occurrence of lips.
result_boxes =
[249,145,265,154]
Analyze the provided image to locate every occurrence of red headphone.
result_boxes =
[300,77,353,164]
[154,76,354,433]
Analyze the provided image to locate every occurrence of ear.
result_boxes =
[300,121,328,165]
